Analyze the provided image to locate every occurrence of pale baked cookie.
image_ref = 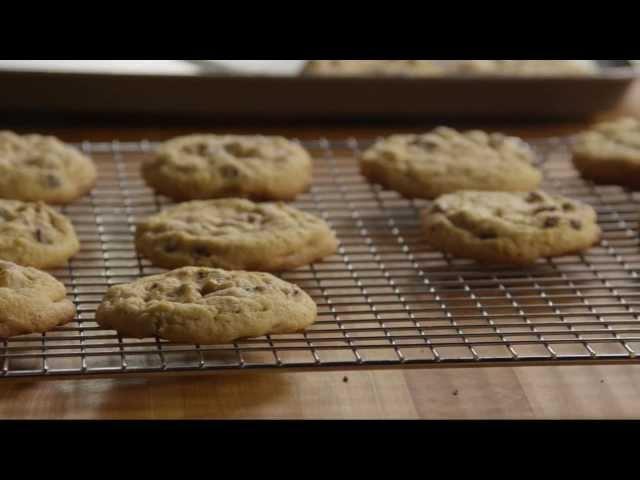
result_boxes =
[0,200,80,269]
[571,117,640,188]
[448,60,599,76]
[360,127,542,199]
[135,199,338,271]
[0,131,97,204]
[95,266,316,344]
[0,260,75,338]
[142,134,312,201]
[303,60,598,77]
[302,60,444,77]
[421,190,601,265]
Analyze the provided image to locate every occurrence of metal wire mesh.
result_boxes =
[1,136,639,378]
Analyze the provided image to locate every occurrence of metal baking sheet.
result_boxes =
[0,61,635,120]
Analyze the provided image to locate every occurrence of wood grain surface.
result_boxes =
[2,366,640,419]
[1,78,639,420]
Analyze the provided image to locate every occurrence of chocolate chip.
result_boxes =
[478,231,497,239]
[562,202,575,212]
[164,241,178,253]
[175,284,190,296]
[570,219,582,230]
[44,174,61,188]
[193,245,209,256]
[255,285,266,292]
[150,283,160,289]
[183,143,210,156]
[219,165,239,179]
[197,271,208,279]
[245,214,262,224]
[544,216,560,228]
[533,206,558,214]
[431,204,445,214]
[33,227,53,244]
[525,192,544,203]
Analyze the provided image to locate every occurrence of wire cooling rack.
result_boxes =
[1,137,639,378]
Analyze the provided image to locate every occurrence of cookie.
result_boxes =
[302,60,598,77]
[135,198,338,271]
[95,266,316,344]
[302,60,444,77]
[0,260,75,338]
[449,60,598,76]
[421,190,601,265]
[0,200,80,269]
[0,130,97,204]
[142,134,312,201]
[360,127,542,199]
[571,117,640,188]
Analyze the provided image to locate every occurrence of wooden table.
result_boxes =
[1,81,639,420]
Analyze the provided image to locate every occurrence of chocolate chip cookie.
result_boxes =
[421,190,601,265]
[360,127,542,199]
[0,200,80,268]
[302,60,444,77]
[303,60,598,77]
[0,260,75,338]
[95,266,317,344]
[571,117,640,188]
[450,60,598,76]
[142,134,312,201]
[135,198,338,271]
[0,131,97,204]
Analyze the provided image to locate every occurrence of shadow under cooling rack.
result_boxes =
[1,137,640,378]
